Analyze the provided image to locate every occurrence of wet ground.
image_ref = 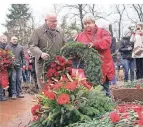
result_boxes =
[0,94,36,127]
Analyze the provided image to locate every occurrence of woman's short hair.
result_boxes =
[82,14,95,24]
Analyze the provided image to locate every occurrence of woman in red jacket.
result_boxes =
[76,14,114,96]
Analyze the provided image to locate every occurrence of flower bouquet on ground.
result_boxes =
[29,54,114,127]
[0,49,14,89]
[29,74,114,127]
[70,103,143,127]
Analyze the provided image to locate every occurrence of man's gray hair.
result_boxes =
[45,12,57,19]
[82,14,95,24]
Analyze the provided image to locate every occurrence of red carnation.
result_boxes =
[136,84,141,89]
[56,55,63,61]
[110,111,120,123]
[47,68,56,74]
[52,83,62,90]
[118,106,126,113]
[44,91,55,100]
[57,94,70,105]
[50,62,57,68]
[59,59,66,66]
[66,67,72,72]
[64,81,78,91]
[31,104,41,116]
[54,72,59,77]
[56,66,61,71]
[46,72,53,77]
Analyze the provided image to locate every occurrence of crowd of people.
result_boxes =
[0,36,37,101]
[1,12,143,101]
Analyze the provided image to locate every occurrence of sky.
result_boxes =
[0,0,143,35]
[0,3,114,35]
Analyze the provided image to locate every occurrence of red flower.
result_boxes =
[56,66,61,71]
[64,81,78,91]
[136,84,141,89]
[44,91,55,100]
[110,111,120,123]
[57,94,70,105]
[47,68,56,74]
[66,67,72,72]
[81,80,92,90]
[55,56,66,66]
[56,55,63,61]
[52,83,62,90]
[46,72,53,77]
[31,104,41,116]
[50,62,57,68]
[137,119,143,126]
[59,59,66,66]
[54,72,59,77]
[118,106,126,113]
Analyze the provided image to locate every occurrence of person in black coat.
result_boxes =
[119,30,135,82]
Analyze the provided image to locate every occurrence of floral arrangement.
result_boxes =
[29,55,114,127]
[0,49,14,71]
[70,103,143,127]
[61,42,102,85]
[30,75,114,127]
[0,49,14,89]
[44,55,72,82]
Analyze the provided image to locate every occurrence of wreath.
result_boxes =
[42,42,102,85]
[61,42,102,85]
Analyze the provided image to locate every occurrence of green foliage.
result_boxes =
[4,4,32,45]
[7,4,31,21]
[29,87,115,127]
[124,79,143,88]
[61,42,102,85]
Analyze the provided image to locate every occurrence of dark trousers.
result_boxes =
[103,78,110,96]
[136,58,143,79]
[0,85,4,100]
[11,68,22,96]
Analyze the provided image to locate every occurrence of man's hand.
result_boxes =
[41,53,50,60]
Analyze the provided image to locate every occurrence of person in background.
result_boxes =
[131,22,143,80]
[76,14,114,96]
[6,36,26,99]
[119,27,134,82]
[0,35,8,101]
[67,30,78,42]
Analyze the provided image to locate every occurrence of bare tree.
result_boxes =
[132,4,143,22]
[113,4,125,40]
[53,4,111,30]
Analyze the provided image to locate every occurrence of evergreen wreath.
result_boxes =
[61,42,102,85]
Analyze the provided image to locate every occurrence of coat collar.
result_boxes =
[42,23,60,34]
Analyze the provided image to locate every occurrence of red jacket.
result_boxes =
[77,27,114,83]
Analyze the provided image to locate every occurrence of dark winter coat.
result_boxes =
[5,43,26,67]
[119,36,134,59]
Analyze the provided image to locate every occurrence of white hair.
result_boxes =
[45,12,57,19]
[82,14,95,24]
